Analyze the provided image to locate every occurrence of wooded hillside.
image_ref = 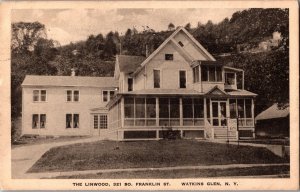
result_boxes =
[11,8,289,122]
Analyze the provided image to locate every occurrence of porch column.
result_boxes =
[251,98,255,138]
[204,98,207,125]
[156,97,159,126]
[179,97,183,126]
[121,97,124,128]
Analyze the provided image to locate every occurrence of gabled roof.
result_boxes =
[256,103,289,121]
[116,55,146,73]
[133,27,216,76]
[22,75,118,88]
[205,86,228,96]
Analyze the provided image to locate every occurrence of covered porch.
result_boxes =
[108,88,256,140]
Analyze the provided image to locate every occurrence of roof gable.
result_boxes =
[133,27,215,76]
[205,86,228,96]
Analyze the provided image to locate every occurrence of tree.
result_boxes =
[168,23,175,31]
[103,31,117,58]
[11,22,46,53]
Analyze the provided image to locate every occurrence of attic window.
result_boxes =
[178,41,184,47]
[165,54,173,61]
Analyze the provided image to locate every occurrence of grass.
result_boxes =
[52,165,290,179]
[28,140,289,173]
[12,135,90,149]
[239,139,290,146]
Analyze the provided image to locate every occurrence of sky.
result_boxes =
[12,8,244,45]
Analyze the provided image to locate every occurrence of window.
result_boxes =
[124,97,156,127]
[225,73,235,85]
[67,90,72,102]
[66,114,79,128]
[33,90,47,102]
[124,97,134,118]
[103,91,108,102]
[94,115,99,129]
[40,90,47,101]
[159,98,180,126]
[193,65,200,83]
[32,114,46,129]
[32,114,39,129]
[110,91,115,100]
[153,69,160,88]
[178,41,184,47]
[179,70,186,88]
[229,99,237,118]
[165,54,173,60]
[99,115,108,129]
[201,66,208,81]
[40,114,46,128]
[93,114,108,129]
[102,90,115,102]
[201,66,223,82]
[66,90,79,102]
[182,98,204,126]
[128,77,133,91]
[74,91,79,102]
[229,99,253,127]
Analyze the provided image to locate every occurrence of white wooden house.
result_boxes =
[21,27,257,140]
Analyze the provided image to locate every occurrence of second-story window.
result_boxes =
[153,69,160,88]
[102,90,115,102]
[33,90,47,102]
[225,73,235,85]
[179,70,186,88]
[165,54,173,60]
[193,65,200,83]
[128,77,133,92]
[66,90,80,102]
[201,66,222,82]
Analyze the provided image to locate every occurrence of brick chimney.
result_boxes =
[71,68,76,76]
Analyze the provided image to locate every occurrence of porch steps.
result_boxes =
[214,128,237,141]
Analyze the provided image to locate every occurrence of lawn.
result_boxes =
[12,135,90,149]
[52,165,290,179]
[28,140,289,173]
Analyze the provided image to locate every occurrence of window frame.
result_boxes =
[193,65,200,83]
[201,66,223,82]
[179,70,187,88]
[153,69,161,88]
[32,90,47,102]
[102,90,115,102]
[165,54,174,61]
[127,77,133,92]
[32,114,46,129]
[225,72,236,86]
[66,90,80,102]
[66,113,80,129]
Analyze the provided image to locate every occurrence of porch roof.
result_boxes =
[227,89,257,97]
[120,89,203,95]
[256,103,289,121]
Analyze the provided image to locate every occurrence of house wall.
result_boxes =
[22,86,114,136]
[173,31,209,60]
[134,41,194,90]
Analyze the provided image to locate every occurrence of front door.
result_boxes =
[92,114,108,136]
[211,101,227,127]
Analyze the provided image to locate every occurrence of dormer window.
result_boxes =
[165,54,173,60]
[178,41,184,47]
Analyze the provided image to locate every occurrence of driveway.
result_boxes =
[11,137,101,179]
